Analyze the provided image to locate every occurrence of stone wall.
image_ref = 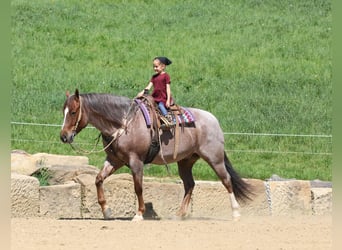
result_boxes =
[11,151,332,219]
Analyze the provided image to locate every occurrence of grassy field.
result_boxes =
[11,0,332,181]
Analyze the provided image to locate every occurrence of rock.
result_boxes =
[143,181,183,219]
[74,173,97,187]
[32,164,99,185]
[32,153,89,167]
[39,183,82,218]
[101,174,137,218]
[11,150,90,176]
[74,173,136,219]
[311,188,332,215]
[310,179,332,188]
[240,178,269,216]
[74,173,102,218]
[267,180,312,216]
[10,151,333,218]
[267,174,296,181]
[191,180,232,219]
[11,150,38,175]
[190,179,268,218]
[11,173,40,217]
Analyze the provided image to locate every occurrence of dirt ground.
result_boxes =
[11,215,332,250]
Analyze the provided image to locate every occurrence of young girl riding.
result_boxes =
[137,56,174,123]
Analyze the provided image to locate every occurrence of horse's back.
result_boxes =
[180,107,225,148]
[187,107,223,133]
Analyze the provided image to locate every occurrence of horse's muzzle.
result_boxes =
[60,131,76,143]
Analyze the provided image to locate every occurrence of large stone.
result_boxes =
[33,164,99,185]
[143,180,183,219]
[74,173,136,219]
[240,178,269,216]
[104,174,137,218]
[11,150,38,175]
[191,179,268,219]
[32,153,89,167]
[311,187,332,215]
[310,179,332,188]
[11,150,90,177]
[191,181,232,219]
[267,180,312,215]
[10,150,334,219]
[39,183,82,218]
[11,173,40,217]
[74,173,101,218]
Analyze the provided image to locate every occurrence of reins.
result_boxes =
[69,127,126,155]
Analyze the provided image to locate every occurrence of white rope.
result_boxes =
[11,121,332,138]
[227,149,331,156]
[10,121,332,156]
[224,132,332,138]
[11,121,96,129]
[10,138,332,155]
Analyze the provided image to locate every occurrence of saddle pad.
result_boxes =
[176,108,195,124]
[134,99,195,127]
[135,98,151,126]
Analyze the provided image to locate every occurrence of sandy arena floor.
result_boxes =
[11,215,332,250]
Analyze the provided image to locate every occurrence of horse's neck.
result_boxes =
[84,96,128,136]
[89,115,122,136]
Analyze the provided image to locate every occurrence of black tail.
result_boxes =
[224,152,253,202]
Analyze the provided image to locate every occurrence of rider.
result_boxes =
[137,56,174,124]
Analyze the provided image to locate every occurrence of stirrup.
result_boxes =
[160,115,175,129]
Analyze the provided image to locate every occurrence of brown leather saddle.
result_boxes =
[138,95,185,130]
[158,104,185,130]
[136,95,186,161]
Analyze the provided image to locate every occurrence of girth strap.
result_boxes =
[138,96,170,174]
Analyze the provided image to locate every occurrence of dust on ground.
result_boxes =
[11,215,332,250]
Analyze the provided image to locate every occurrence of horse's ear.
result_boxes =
[75,89,79,99]
[66,90,70,98]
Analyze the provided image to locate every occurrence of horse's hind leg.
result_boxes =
[176,155,199,218]
[211,163,241,219]
[220,171,241,219]
[202,154,241,220]
[95,160,122,220]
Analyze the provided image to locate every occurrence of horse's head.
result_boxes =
[60,89,88,143]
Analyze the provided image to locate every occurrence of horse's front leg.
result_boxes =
[95,160,121,220]
[130,159,145,221]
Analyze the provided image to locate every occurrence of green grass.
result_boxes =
[11,0,332,181]
[32,167,51,186]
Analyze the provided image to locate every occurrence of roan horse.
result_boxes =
[60,89,252,221]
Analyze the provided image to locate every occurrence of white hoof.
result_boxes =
[132,214,144,221]
[103,208,112,220]
[232,210,241,221]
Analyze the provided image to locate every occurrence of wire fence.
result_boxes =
[10,121,332,156]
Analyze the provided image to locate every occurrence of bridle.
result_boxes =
[72,96,83,133]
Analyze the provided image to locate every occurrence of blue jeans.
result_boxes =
[158,102,168,116]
